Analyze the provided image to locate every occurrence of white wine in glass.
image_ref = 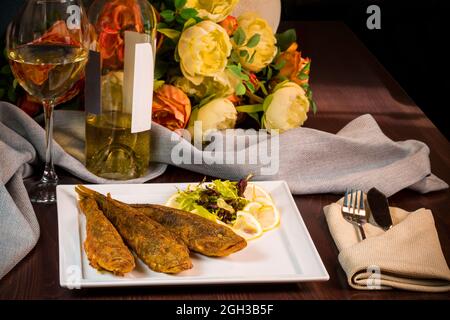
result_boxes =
[7,0,90,203]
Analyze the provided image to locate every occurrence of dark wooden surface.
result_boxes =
[1,22,449,300]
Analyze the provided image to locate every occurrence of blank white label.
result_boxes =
[123,31,154,133]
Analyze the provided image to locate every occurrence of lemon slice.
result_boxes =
[243,200,280,232]
[165,193,181,208]
[243,183,273,202]
[232,211,263,240]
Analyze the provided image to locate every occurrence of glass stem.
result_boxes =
[41,100,58,184]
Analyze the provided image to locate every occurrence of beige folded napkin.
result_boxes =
[324,199,450,292]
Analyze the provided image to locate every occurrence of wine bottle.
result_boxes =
[85,0,157,180]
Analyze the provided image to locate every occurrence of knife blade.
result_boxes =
[367,187,393,230]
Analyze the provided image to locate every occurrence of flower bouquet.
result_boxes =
[151,0,316,136]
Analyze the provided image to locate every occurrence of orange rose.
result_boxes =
[277,43,311,86]
[152,85,192,131]
[96,0,144,70]
[33,20,81,47]
[219,16,238,36]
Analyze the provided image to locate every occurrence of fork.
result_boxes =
[342,189,367,240]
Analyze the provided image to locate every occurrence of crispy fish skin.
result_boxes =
[76,186,192,274]
[78,197,135,276]
[130,204,247,257]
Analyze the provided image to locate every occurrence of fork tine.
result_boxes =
[350,189,354,213]
[344,189,349,207]
[359,190,364,210]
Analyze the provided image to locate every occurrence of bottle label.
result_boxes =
[123,31,154,133]
[85,50,101,115]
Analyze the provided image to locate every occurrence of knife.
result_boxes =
[367,187,393,230]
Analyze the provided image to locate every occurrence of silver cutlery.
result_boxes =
[342,189,367,240]
[367,187,393,230]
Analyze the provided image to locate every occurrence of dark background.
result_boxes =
[1,0,448,138]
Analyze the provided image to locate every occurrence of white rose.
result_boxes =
[188,98,237,138]
[263,82,310,133]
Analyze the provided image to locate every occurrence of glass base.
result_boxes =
[30,181,58,204]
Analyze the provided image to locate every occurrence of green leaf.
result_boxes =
[157,22,169,29]
[236,104,263,113]
[245,81,255,93]
[260,81,268,96]
[301,61,311,74]
[273,59,286,70]
[239,50,249,58]
[160,10,175,22]
[183,17,197,30]
[0,88,5,99]
[267,67,273,80]
[230,50,240,63]
[262,94,274,112]
[180,8,197,20]
[248,50,256,64]
[233,27,246,46]
[235,82,246,96]
[261,114,266,129]
[154,80,165,91]
[175,15,186,24]
[246,33,261,48]
[311,100,318,114]
[158,28,181,42]
[248,112,261,126]
[174,46,181,62]
[12,79,18,89]
[300,83,310,91]
[175,0,187,9]
[297,73,309,80]
[1,65,11,75]
[227,64,242,77]
[275,28,297,52]
[198,94,217,108]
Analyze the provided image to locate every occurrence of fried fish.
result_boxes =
[75,186,192,274]
[78,197,135,276]
[130,204,247,257]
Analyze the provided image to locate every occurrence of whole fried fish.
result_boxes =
[130,204,247,257]
[76,186,192,274]
[78,197,135,276]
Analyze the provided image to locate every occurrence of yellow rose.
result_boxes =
[234,12,277,72]
[263,82,310,133]
[178,21,232,86]
[186,0,239,23]
[174,69,240,100]
[188,98,237,137]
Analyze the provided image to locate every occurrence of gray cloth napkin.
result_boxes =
[0,101,448,280]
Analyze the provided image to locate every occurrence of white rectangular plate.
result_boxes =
[57,181,329,288]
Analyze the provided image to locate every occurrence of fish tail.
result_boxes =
[75,185,96,198]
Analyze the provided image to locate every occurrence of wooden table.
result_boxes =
[1,22,449,300]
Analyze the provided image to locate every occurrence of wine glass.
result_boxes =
[6,0,89,203]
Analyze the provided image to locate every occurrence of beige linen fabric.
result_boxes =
[324,199,450,292]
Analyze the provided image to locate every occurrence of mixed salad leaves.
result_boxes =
[174,175,252,225]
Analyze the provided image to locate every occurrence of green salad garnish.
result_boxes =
[175,176,252,224]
